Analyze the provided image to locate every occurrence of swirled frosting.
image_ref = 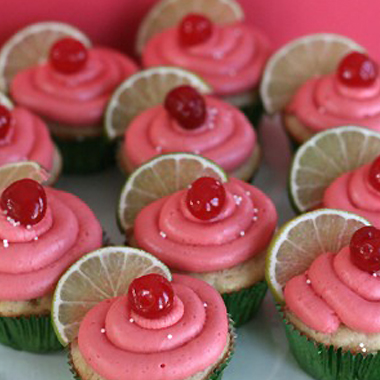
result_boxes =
[78,274,229,380]
[134,178,277,273]
[143,23,271,97]
[323,164,380,227]
[123,96,256,172]
[10,48,138,127]
[285,248,380,334]
[0,188,102,301]
[0,107,55,170]
[287,74,380,133]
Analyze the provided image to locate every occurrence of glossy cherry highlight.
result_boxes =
[369,155,380,192]
[179,14,213,47]
[128,274,174,319]
[337,52,378,88]
[0,105,12,141]
[0,179,47,226]
[165,85,207,130]
[186,177,226,220]
[49,37,88,74]
[350,226,380,273]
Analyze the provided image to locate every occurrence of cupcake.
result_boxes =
[106,68,261,182]
[137,0,271,123]
[260,33,369,146]
[0,164,103,352]
[266,209,380,380]
[117,153,278,326]
[0,93,61,185]
[289,125,380,215]
[1,22,138,174]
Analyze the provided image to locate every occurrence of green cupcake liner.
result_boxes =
[69,318,236,380]
[0,314,62,353]
[222,280,267,327]
[281,312,380,380]
[53,135,116,175]
[240,98,264,128]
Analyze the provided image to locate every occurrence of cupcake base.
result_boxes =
[0,314,62,353]
[222,281,267,327]
[69,319,236,380]
[282,112,315,150]
[45,147,63,186]
[281,310,380,380]
[53,135,115,175]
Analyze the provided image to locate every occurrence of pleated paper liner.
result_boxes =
[0,314,62,353]
[222,280,267,327]
[69,317,236,380]
[280,309,380,380]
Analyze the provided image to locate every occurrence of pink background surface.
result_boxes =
[1,0,379,59]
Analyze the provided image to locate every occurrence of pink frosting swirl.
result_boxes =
[124,96,256,172]
[288,74,380,133]
[143,23,271,97]
[323,164,380,227]
[285,249,380,334]
[10,48,138,127]
[78,274,229,380]
[134,178,277,272]
[0,188,102,301]
[0,107,55,170]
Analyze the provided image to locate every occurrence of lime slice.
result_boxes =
[0,92,13,109]
[0,161,49,191]
[118,153,228,234]
[52,246,171,346]
[290,126,380,213]
[260,34,366,114]
[266,209,370,303]
[105,67,212,140]
[0,22,91,92]
[136,0,244,55]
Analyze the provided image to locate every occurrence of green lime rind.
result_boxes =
[222,281,267,327]
[265,209,371,304]
[0,314,62,353]
[280,308,380,380]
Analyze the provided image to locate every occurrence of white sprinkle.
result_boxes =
[359,343,365,348]
[373,273,378,277]
[2,210,7,215]
[160,231,167,239]
[233,195,242,206]
[306,279,311,285]
[203,303,208,308]
[26,225,32,230]
[252,216,258,222]
[34,236,38,241]
[246,191,251,196]
[100,328,106,334]
[240,231,245,237]
[167,334,173,340]
[129,318,134,323]
[362,348,367,353]
[253,208,259,214]
[3,239,8,248]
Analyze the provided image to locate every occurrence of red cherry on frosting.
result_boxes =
[350,226,380,273]
[179,14,213,47]
[128,274,174,319]
[368,155,380,192]
[0,179,47,226]
[49,37,88,74]
[337,52,378,88]
[164,85,207,130]
[186,177,226,221]
[0,105,12,141]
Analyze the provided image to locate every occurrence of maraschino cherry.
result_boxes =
[165,85,207,129]
[350,226,380,273]
[369,155,380,192]
[128,274,174,319]
[0,179,47,226]
[186,177,226,220]
[179,14,213,47]
[337,52,378,88]
[0,105,12,141]
[49,37,88,74]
